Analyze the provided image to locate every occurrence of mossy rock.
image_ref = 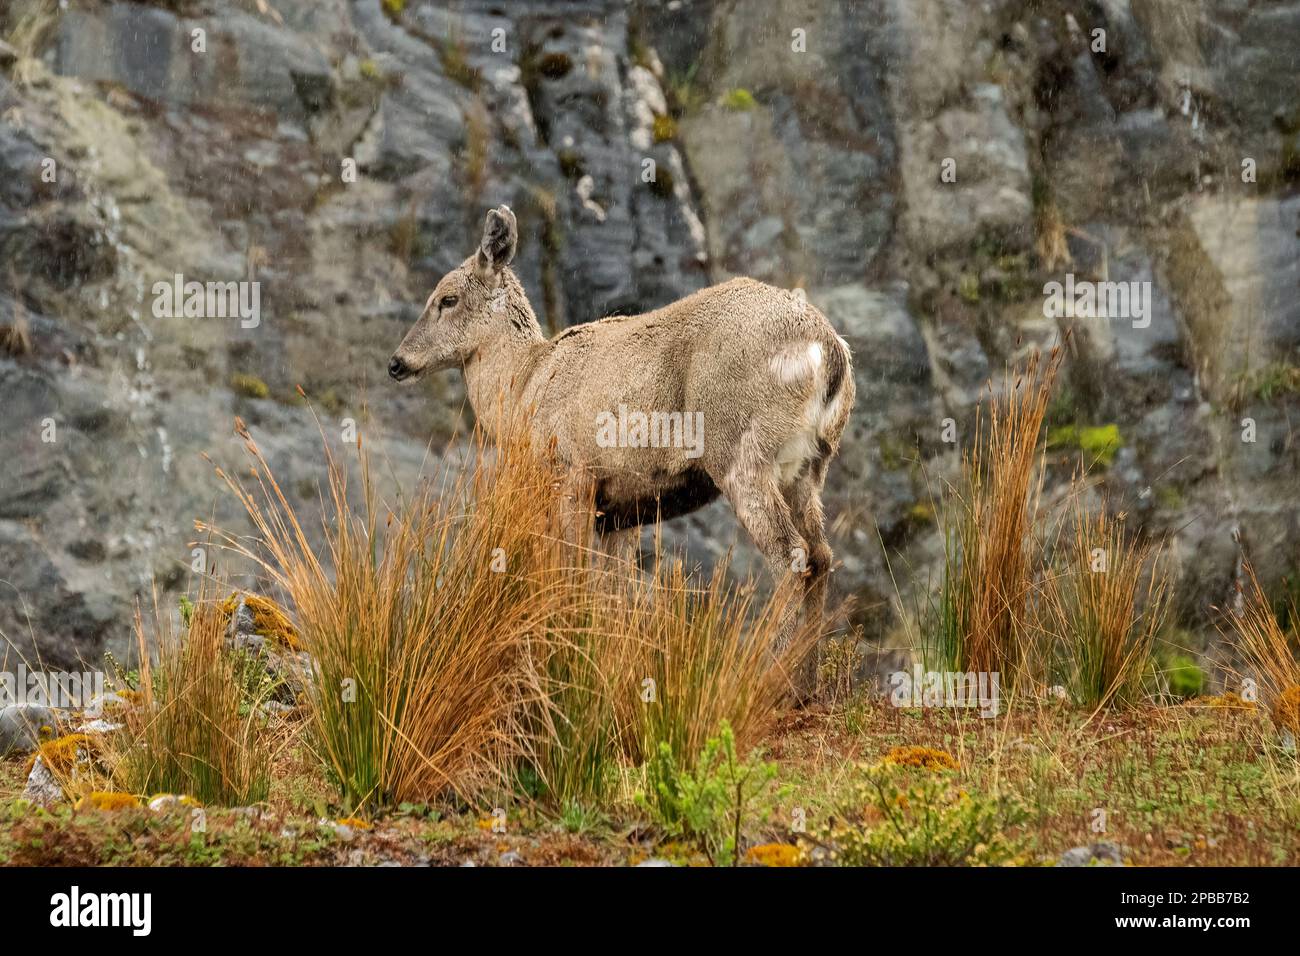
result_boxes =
[745,843,803,867]
[721,88,757,111]
[220,592,303,651]
[957,273,980,304]
[906,500,935,526]
[1047,423,1122,467]
[1154,485,1186,510]
[557,149,585,181]
[229,373,270,400]
[25,733,93,777]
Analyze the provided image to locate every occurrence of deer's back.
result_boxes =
[524,277,850,482]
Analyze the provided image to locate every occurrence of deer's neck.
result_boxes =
[462,325,547,435]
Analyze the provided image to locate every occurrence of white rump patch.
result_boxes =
[769,341,824,386]
[772,395,824,484]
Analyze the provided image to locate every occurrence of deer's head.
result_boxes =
[388,205,520,382]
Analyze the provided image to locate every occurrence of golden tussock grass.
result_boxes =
[932,348,1061,686]
[114,584,273,806]
[1221,562,1300,726]
[1040,495,1169,709]
[199,414,811,813]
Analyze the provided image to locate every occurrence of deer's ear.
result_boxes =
[476,205,517,276]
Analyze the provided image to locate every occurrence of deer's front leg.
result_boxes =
[555,468,597,556]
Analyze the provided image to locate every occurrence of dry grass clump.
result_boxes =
[1272,686,1300,735]
[613,557,811,769]
[527,552,807,807]
[0,316,32,357]
[924,347,1174,709]
[114,586,273,806]
[1040,498,1169,709]
[931,349,1060,686]
[205,419,569,812]
[1221,562,1300,728]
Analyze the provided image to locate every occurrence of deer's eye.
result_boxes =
[439,294,459,310]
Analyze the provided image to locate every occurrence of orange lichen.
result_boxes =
[24,733,92,777]
[1271,685,1300,734]
[745,843,803,867]
[220,592,302,650]
[880,745,958,771]
[1199,692,1258,711]
[75,791,142,812]
[335,816,372,830]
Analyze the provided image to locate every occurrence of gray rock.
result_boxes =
[147,794,189,812]
[55,6,336,128]
[898,84,1033,258]
[0,519,116,673]
[1187,195,1300,387]
[224,595,313,704]
[22,756,65,806]
[0,704,58,756]
[1058,842,1125,867]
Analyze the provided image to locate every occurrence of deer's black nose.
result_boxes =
[388,356,409,381]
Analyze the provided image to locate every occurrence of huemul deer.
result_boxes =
[389,206,854,675]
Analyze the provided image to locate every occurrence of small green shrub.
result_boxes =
[813,764,1026,866]
[1232,362,1300,406]
[637,721,782,866]
[558,800,607,836]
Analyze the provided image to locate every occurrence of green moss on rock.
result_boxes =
[229,373,270,400]
[1047,423,1122,467]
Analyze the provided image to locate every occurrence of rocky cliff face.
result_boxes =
[1,0,1297,679]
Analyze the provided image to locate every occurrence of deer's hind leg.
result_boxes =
[717,460,811,692]
[785,454,832,631]
[781,455,833,700]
